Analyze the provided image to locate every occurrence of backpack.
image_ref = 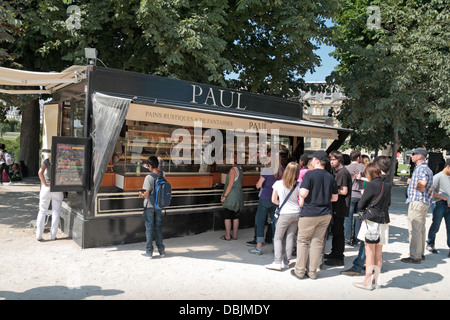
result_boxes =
[149,172,172,209]
[2,151,14,166]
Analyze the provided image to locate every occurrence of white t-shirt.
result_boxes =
[272,180,301,214]
[433,171,450,205]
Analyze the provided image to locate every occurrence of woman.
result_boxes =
[265,162,301,270]
[220,152,244,241]
[36,150,64,241]
[353,163,392,290]
[249,153,283,255]
[297,153,310,184]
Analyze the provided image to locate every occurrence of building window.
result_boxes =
[305,138,311,149]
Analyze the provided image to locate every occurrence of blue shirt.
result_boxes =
[406,161,433,205]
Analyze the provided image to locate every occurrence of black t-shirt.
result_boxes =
[300,169,338,217]
[332,166,352,217]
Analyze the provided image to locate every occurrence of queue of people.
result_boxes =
[245,147,448,291]
[31,145,448,292]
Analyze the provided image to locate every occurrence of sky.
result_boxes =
[303,43,339,82]
[226,43,339,82]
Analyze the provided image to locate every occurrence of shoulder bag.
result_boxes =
[363,182,385,244]
[273,182,298,225]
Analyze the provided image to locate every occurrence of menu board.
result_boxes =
[51,137,91,192]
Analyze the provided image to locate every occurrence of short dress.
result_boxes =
[357,220,389,245]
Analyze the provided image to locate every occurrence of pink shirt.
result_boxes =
[297,168,308,184]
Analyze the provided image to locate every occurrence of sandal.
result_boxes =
[220,235,231,241]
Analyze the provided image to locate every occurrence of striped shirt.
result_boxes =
[406,161,433,205]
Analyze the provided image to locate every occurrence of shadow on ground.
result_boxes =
[0,191,39,229]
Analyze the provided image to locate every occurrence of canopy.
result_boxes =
[0,65,86,94]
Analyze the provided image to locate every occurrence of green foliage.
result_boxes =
[1,0,337,96]
[0,0,22,63]
[225,0,338,96]
[330,0,450,153]
[0,119,21,132]
[0,136,20,161]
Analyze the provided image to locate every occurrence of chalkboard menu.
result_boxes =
[50,136,91,192]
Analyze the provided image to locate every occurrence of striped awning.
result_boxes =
[0,65,86,94]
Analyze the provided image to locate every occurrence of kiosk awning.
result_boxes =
[127,102,343,140]
[0,65,86,94]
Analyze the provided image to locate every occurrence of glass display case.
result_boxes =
[111,120,292,190]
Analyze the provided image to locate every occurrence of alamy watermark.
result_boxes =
[63,1,81,30]
[170,121,280,171]
[366,5,381,30]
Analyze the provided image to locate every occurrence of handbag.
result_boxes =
[273,182,298,225]
[363,183,385,244]
[365,223,381,244]
[361,182,384,221]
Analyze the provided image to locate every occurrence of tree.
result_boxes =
[330,0,449,181]
[0,0,21,64]
[224,0,338,97]
[1,0,339,174]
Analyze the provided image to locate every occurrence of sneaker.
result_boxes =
[36,236,43,241]
[290,269,305,280]
[324,253,338,260]
[282,262,290,269]
[426,245,438,254]
[141,252,153,259]
[246,239,257,246]
[400,256,421,264]
[248,247,262,255]
[160,252,166,258]
[265,262,282,271]
[324,258,344,266]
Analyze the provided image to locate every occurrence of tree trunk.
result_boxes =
[19,98,40,177]
[388,126,399,184]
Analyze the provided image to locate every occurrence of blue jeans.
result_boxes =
[143,207,165,254]
[255,198,277,243]
[427,201,450,248]
[351,241,366,273]
[344,197,362,244]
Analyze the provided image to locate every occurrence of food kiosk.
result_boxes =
[40,65,350,248]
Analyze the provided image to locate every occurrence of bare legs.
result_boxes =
[224,218,239,240]
[354,243,383,290]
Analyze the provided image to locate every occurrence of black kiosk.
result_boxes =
[42,66,350,248]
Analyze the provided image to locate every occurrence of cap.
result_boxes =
[412,147,428,157]
[308,150,328,161]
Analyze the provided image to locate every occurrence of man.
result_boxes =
[36,149,64,241]
[291,150,338,280]
[345,150,366,245]
[341,156,391,276]
[402,147,433,264]
[426,158,450,257]
[324,150,352,266]
[139,156,165,259]
[0,143,13,186]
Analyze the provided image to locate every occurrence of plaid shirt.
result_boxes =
[406,161,433,205]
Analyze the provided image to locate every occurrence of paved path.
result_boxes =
[0,177,448,301]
